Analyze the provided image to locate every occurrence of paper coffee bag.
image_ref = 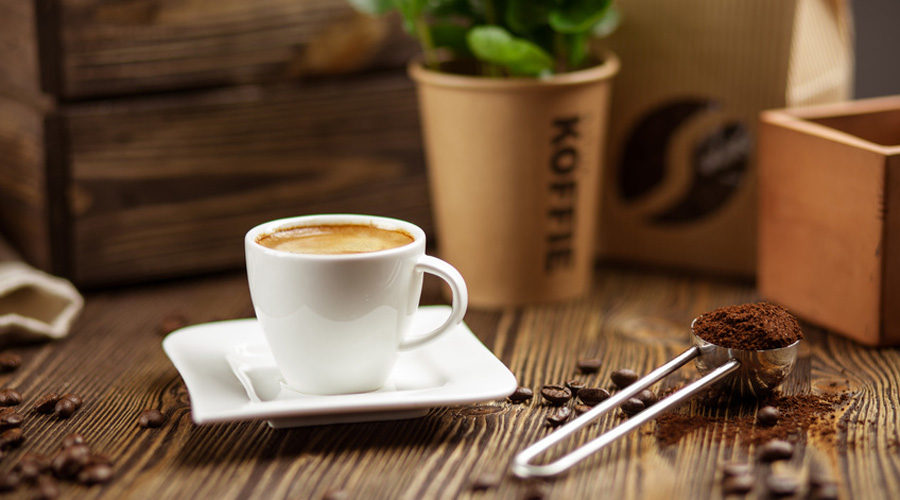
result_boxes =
[597,0,853,275]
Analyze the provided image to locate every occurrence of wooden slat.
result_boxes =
[54,0,419,99]
[63,72,428,287]
[0,266,894,498]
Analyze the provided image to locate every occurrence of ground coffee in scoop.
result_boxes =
[692,302,802,350]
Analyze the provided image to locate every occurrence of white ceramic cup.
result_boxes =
[245,214,468,395]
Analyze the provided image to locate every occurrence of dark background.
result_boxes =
[853,0,900,98]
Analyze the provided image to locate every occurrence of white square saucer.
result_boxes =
[162,306,517,428]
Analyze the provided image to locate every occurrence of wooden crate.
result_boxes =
[758,95,900,346]
[0,0,429,287]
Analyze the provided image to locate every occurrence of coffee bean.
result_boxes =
[36,474,59,499]
[61,433,86,449]
[0,388,22,406]
[759,440,794,462]
[576,359,602,374]
[565,379,586,391]
[635,389,658,407]
[470,473,501,491]
[0,410,23,429]
[0,353,21,373]
[0,428,24,449]
[139,409,166,428]
[756,405,780,427]
[722,474,754,495]
[508,386,534,404]
[78,463,114,485]
[15,452,49,481]
[620,398,646,416]
[54,399,77,419]
[0,472,19,492]
[51,444,91,479]
[766,474,799,497]
[721,462,752,478]
[34,393,60,414]
[576,387,610,406]
[539,385,572,406]
[158,313,188,335]
[610,369,639,389]
[547,406,571,427]
[61,394,83,409]
[574,404,592,416]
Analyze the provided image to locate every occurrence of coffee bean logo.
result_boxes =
[616,98,749,224]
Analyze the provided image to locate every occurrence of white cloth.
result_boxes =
[0,238,83,343]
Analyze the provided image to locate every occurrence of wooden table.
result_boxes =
[0,265,896,499]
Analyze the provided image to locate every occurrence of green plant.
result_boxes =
[349,0,619,77]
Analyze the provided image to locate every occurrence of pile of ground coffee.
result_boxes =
[654,391,849,448]
[692,302,802,350]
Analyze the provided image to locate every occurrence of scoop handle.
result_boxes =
[512,347,741,478]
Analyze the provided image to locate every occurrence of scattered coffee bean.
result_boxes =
[766,474,799,497]
[722,474,754,495]
[158,313,188,335]
[53,399,77,419]
[0,411,23,429]
[721,462,752,478]
[35,474,59,499]
[0,388,22,406]
[0,428,24,449]
[576,359,602,374]
[60,394,83,409]
[758,440,794,462]
[565,379,586,391]
[576,387,610,406]
[574,404,592,416]
[547,406,571,427]
[610,369,639,389]
[540,385,572,406]
[756,405,780,427]
[61,433,86,449]
[0,353,21,373]
[0,472,19,492]
[15,452,49,481]
[809,481,839,500]
[138,409,166,428]
[508,386,534,404]
[51,444,91,479]
[621,398,646,416]
[34,393,60,414]
[470,473,501,491]
[635,389,658,407]
[77,463,114,485]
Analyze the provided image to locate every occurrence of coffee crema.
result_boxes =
[256,224,414,255]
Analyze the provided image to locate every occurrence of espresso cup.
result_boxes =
[245,214,468,395]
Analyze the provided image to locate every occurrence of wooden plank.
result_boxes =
[0,95,54,271]
[0,0,42,100]
[63,72,428,287]
[0,266,893,498]
[54,0,419,99]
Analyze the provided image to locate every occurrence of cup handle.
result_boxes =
[398,255,468,351]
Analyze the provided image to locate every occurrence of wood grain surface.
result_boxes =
[0,266,896,499]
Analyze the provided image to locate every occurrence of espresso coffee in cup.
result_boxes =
[245,214,468,395]
[256,224,414,255]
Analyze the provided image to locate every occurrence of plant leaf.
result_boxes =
[467,25,554,76]
[347,0,396,15]
[549,0,613,34]
[504,0,552,35]
[430,22,472,56]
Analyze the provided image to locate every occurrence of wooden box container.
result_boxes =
[0,0,427,287]
[758,96,900,346]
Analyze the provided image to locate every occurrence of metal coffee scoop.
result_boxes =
[511,319,800,478]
